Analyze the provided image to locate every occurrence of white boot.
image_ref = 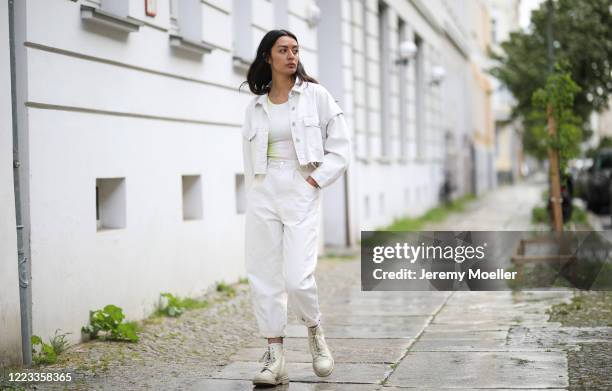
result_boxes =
[308,324,334,377]
[252,343,289,386]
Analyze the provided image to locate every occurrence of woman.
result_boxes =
[241,29,351,386]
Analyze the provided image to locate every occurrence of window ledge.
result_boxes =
[80,5,143,33]
[376,157,393,165]
[169,34,215,55]
[232,55,252,72]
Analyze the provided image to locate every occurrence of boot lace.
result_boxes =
[259,349,275,371]
[311,334,329,358]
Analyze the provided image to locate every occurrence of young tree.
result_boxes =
[532,67,581,231]
[490,0,612,159]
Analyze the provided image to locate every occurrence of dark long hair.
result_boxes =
[242,29,317,95]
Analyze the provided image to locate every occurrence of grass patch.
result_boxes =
[531,204,589,226]
[216,281,236,298]
[533,187,589,227]
[381,194,476,231]
[571,205,588,225]
[547,291,612,327]
[324,253,357,261]
[532,206,548,224]
[155,292,209,318]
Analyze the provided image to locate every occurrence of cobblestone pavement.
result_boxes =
[2,258,362,391]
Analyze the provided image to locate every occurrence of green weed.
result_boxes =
[81,304,139,342]
[382,194,476,231]
[216,281,236,298]
[30,329,71,365]
[156,292,208,317]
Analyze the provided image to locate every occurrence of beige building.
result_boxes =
[589,104,612,150]
[467,0,498,191]
[488,0,524,183]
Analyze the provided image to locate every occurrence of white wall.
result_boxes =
[317,0,351,247]
[0,0,23,367]
[340,0,477,231]
[16,0,319,343]
[5,0,496,348]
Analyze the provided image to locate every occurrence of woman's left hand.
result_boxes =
[306,176,320,189]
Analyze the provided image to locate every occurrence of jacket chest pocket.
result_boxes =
[302,116,324,159]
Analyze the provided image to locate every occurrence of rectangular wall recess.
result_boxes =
[96,177,126,230]
[235,174,246,214]
[182,175,203,220]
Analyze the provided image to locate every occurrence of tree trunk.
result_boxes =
[547,103,563,233]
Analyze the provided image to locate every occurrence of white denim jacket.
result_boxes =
[241,78,351,190]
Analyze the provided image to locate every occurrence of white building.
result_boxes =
[488,0,524,184]
[1,0,496,365]
[318,0,496,236]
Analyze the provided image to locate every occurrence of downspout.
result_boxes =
[8,0,32,366]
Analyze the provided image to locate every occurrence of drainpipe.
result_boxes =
[8,0,32,366]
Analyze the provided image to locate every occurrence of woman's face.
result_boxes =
[267,35,299,77]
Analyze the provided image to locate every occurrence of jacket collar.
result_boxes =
[255,76,306,106]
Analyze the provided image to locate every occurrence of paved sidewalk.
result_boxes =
[425,172,547,230]
[25,173,609,390]
[198,259,573,390]
[195,174,579,389]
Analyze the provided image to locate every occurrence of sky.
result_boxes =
[519,0,545,30]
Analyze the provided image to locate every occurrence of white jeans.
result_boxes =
[245,157,322,338]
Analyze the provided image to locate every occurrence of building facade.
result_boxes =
[1,0,496,365]
[488,0,524,184]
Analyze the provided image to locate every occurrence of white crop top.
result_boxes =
[267,96,299,160]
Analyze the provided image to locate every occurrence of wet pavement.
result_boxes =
[201,265,574,390]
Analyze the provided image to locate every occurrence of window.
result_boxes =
[362,0,372,159]
[272,0,288,29]
[182,175,203,220]
[398,17,408,160]
[595,154,612,170]
[232,0,254,69]
[491,18,497,44]
[169,0,214,55]
[96,178,127,231]
[80,0,143,33]
[378,1,391,158]
[495,124,501,158]
[236,174,246,214]
[414,34,425,159]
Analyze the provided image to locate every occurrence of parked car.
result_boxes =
[579,148,612,212]
[570,157,593,200]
